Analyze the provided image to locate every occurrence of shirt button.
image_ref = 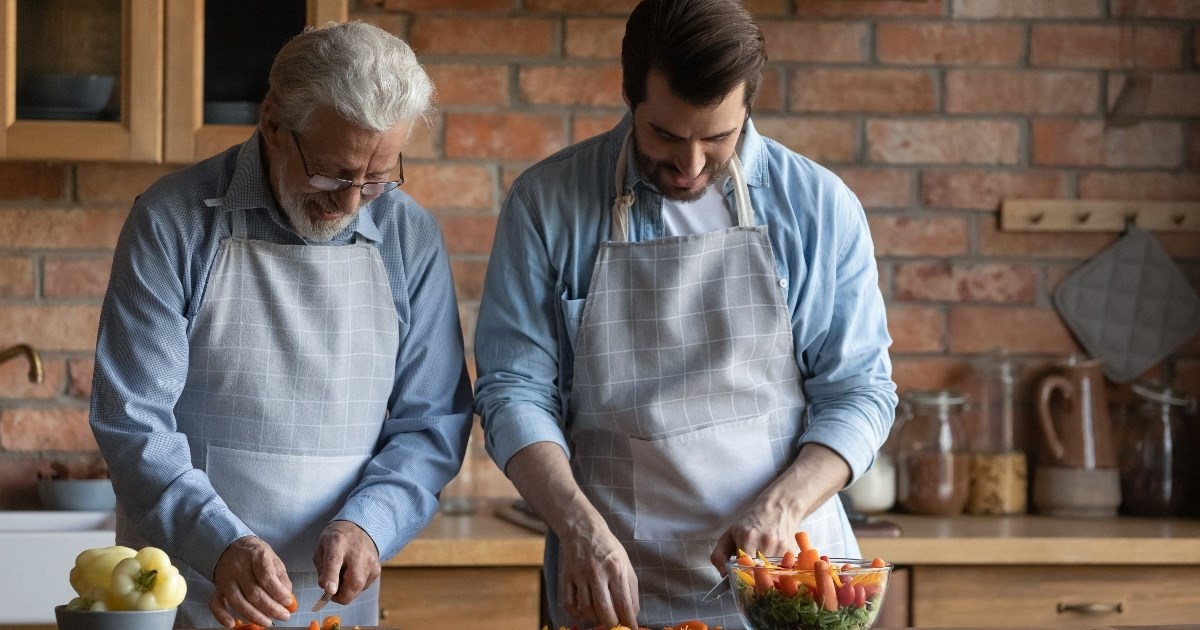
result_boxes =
[779,278,788,288]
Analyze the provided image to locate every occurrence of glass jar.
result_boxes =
[1117,383,1194,517]
[844,431,898,514]
[965,349,1028,515]
[896,390,971,516]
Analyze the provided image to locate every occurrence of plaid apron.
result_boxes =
[548,134,856,627]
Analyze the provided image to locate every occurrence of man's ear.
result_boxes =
[259,99,283,142]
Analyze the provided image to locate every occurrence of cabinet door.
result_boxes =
[378,566,542,630]
[0,0,163,161]
[162,0,346,164]
[911,565,1200,627]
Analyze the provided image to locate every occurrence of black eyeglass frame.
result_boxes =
[289,131,404,196]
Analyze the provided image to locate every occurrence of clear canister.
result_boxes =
[1118,382,1194,517]
[896,390,971,516]
[965,349,1028,515]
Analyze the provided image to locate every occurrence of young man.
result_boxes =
[90,22,473,627]
[473,0,898,627]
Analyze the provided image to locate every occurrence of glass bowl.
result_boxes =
[726,557,891,630]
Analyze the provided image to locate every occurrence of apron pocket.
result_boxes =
[206,446,370,568]
[629,417,776,541]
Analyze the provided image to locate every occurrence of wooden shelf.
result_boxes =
[1001,199,1200,232]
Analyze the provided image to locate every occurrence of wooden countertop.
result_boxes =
[384,500,1200,568]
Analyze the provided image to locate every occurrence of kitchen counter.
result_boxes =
[386,500,1200,567]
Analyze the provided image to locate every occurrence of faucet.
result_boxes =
[0,344,43,383]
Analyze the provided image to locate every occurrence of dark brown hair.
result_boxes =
[621,0,767,112]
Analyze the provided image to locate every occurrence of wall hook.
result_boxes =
[1125,212,1138,229]
[1075,211,1092,223]
[1172,213,1186,226]
[1029,212,1044,224]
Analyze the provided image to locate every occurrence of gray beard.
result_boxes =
[273,160,356,242]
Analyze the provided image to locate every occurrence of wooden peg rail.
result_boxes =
[1001,199,1200,232]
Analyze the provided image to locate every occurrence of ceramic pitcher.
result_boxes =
[1036,355,1117,470]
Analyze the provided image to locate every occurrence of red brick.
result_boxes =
[437,214,498,255]
[0,357,64,400]
[760,22,868,63]
[795,0,945,17]
[1157,232,1200,259]
[406,115,441,161]
[743,0,790,16]
[1078,171,1200,200]
[403,164,494,211]
[410,17,554,56]
[445,113,566,161]
[1030,25,1182,69]
[867,120,1021,165]
[0,407,96,452]
[1190,126,1200,170]
[877,23,1024,66]
[869,215,969,257]
[894,261,1037,303]
[76,163,178,205]
[0,208,126,249]
[381,0,511,9]
[789,69,935,114]
[522,0,638,11]
[425,64,509,107]
[0,162,66,201]
[519,66,624,107]
[68,359,95,399]
[0,306,102,352]
[1112,0,1200,18]
[949,306,1080,354]
[572,114,622,143]
[891,357,977,397]
[753,66,784,114]
[565,18,624,59]
[451,257,489,302]
[1107,73,1200,118]
[0,256,34,298]
[43,256,113,299]
[753,117,857,163]
[1032,120,1183,168]
[1195,26,1200,65]
[0,455,50,509]
[922,170,1072,211]
[977,220,1116,259]
[350,12,407,37]
[833,168,914,210]
[952,0,1103,18]
[501,166,526,196]
[886,305,946,353]
[946,70,1100,115]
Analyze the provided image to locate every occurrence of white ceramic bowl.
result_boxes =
[38,479,116,511]
[54,605,176,630]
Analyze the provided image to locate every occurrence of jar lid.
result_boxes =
[1132,382,1191,408]
[905,389,968,406]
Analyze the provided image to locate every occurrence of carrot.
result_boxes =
[321,615,341,630]
[870,556,887,568]
[284,592,299,613]
[675,621,708,630]
[813,559,839,612]
[777,574,800,597]
[735,548,754,567]
[794,531,813,551]
[752,565,772,595]
[308,621,320,630]
[780,550,796,568]
[795,547,819,570]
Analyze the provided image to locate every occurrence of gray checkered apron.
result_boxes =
[549,133,857,627]
[119,207,397,626]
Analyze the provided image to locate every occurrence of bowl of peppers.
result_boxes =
[726,532,891,630]
[56,545,186,630]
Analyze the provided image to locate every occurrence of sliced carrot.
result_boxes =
[308,621,320,630]
[813,559,839,612]
[796,548,819,570]
[795,531,813,551]
[752,565,772,595]
[777,574,800,597]
[735,548,754,567]
[321,615,341,630]
[780,550,796,568]
[870,556,888,568]
[284,592,299,613]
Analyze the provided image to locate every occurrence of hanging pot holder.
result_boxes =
[1052,224,1200,383]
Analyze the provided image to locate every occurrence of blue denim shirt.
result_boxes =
[90,133,473,579]
[474,115,897,484]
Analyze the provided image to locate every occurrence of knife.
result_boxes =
[311,589,332,612]
[701,579,729,602]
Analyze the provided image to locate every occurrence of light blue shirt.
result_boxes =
[474,115,896,482]
[90,132,473,579]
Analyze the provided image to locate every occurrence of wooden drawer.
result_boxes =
[912,565,1200,627]
[379,566,541,630]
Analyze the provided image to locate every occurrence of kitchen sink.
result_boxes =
[0,510,116,623]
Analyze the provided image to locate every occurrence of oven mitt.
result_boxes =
[1052,224,1200,383]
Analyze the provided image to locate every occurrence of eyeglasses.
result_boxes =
[290,131,404,196]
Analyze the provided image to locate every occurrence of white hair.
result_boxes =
[267,21,435,133]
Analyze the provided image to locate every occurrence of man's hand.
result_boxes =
[710,503,801,575]
[313,520,381,606]
[209,536,293,628]
[558,515,639,628]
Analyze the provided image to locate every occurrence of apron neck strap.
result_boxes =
[231,207,249,238]
[609,130,755,243]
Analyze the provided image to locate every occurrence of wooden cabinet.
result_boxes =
[378,566,542,630]
[910,565,1200,627]
[0,0,345,163]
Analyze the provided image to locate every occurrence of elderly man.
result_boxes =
[473,0,897,627]
[90,21,472,627]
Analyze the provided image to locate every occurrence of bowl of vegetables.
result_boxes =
[726,532,891,630]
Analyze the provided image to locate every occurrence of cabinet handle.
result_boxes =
[1057,601,1123,615]
[379,607,390,619]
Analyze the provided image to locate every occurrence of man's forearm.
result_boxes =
[505,441,607,538]
[756,442,852,524]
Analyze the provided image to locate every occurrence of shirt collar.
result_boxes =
[209,129,383,245]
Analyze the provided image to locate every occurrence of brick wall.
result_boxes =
[2,0,1198,508]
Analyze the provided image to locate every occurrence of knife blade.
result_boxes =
[701,579,729,602]
[311,589,332,612]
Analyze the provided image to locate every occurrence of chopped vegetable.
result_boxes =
[321,614,342,630]
[109,546,187,611]
[309,621,320,630]
[285,591,299,613]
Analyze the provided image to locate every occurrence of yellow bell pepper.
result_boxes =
[65,585,111,611]
[109,546,187,610]
[69,545,136,598]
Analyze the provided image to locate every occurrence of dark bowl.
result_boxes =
[20,73,115,112]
